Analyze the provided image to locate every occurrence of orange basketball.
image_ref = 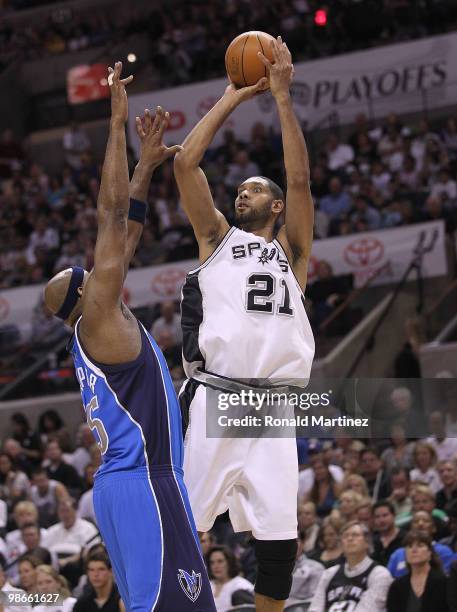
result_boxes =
[225,31,275,88]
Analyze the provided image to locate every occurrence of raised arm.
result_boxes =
[81,62,132,330]
[173,79,267,259]
[124,106,182,277]
[259,37,314,289]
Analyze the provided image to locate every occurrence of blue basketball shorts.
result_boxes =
[93,466,216,612]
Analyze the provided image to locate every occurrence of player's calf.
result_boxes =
[254,539,297,611]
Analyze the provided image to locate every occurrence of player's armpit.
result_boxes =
[276,222,310,291]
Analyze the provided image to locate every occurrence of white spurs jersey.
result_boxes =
[181,227,315,382]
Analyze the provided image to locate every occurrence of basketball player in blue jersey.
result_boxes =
[174,38,315,612]
[43,62,216,612]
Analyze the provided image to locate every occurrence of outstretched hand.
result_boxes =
[136,106,183,170]
[258,36,294,99]
[108,61,133,125]
[223,77,269,104]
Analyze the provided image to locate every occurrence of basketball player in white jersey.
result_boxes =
[174,38,314,612]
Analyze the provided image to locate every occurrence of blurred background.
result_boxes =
[0,1,457,610]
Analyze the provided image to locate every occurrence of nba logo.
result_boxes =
[177,569,202,602]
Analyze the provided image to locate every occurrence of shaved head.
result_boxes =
[44,268,88,325]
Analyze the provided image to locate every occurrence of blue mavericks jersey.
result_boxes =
[70,318,184,477]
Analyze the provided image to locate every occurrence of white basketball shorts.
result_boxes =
[180,383,298,540]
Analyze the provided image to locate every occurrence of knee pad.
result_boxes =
[254,538,297,600]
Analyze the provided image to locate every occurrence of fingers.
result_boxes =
[151,106,162,133]
[107,61,133,86]
[135,116,146,139]
[257,52,272,70]
[157,111,170,139]
[253,77,269,92]
[165,144,184,158]
[144,108,153,132]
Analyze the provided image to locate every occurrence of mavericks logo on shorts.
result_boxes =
[177,569,202,602]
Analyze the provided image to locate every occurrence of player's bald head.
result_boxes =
[44,267,89,326]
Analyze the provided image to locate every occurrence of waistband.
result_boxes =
[94,464,184,482]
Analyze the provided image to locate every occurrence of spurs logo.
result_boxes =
[258,247,276,265]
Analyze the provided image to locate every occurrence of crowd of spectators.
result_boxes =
[3,397,457,610]
[1,111,457,294]
[1,0,457,83]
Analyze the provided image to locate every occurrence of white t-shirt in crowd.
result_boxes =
[77,489,96,524]
[410,467,442,494]
[211,576,254,612]
[426,436,457,462]
[42,518,99,556]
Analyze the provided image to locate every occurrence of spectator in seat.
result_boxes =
[430,167,457,200]
[224,149,260,191]
[207,545,254,612]
[30,468,69,528]
[62,122,91,171]
[77,463,97,525]
[335,490,364,524]
[303,457,342,518]
[42,498,99,572]
[17,523,53,566]
[34,564,77,612]
[309,521,393,612]
[297,502,320,553]
[43,440,82,496]
[9,413,42,468]
[30,300,69,352]
[37,411,69,450]
[360,447,391,501]
[156,329,184,380]
[387,531,448,612]
[298,447,344,500]
[398,484,449,539]
[341,473,369,498]
[356,498,374,532]
[309,516,344,569]
[436,461,457,511]
[150,300,182,346]
[25,216,59,266]
[325,133,354,171]
[73,551,122,612]
[5,503,47,573]
[307,260,352,331]
[381,424,415,475]
[17,555,40,595]
[440,500,457,553]
[350,194,382,230]
[199,532,216,557]
[388,510,455,577]
[410,442,441,494]
[427,411,457,462]
[0,552,32,612]
[0,129,25,179]
[319,177,352,219]
[422,195,457,233]
[286,530,324,607]
[0,452,30,511]
[63,424,94,478]
[373,500,405,566]
[2,439,33,477]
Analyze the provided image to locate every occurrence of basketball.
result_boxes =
[225,31,275,88]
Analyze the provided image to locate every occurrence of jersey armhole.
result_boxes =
[188,226,237,274]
